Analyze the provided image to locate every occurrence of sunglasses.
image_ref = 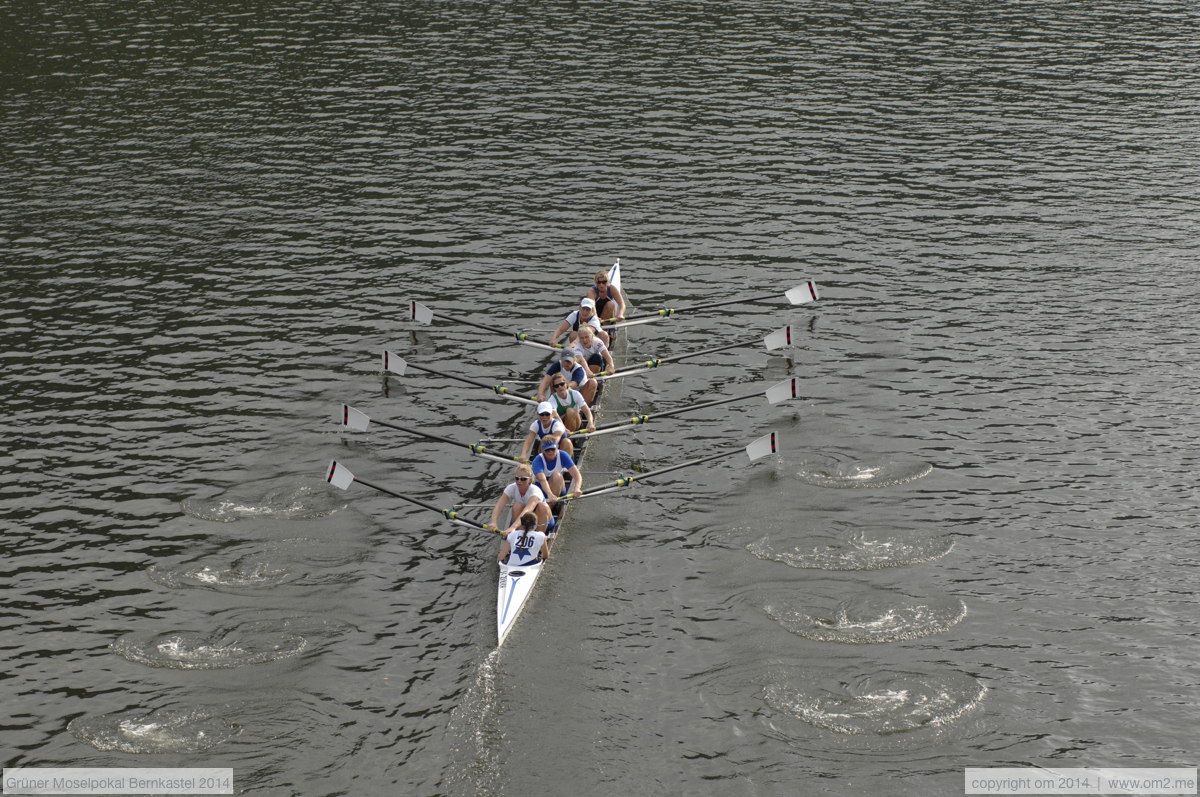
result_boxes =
[552,382,566,388]
[516,476,530,482]
[538,411,551,417]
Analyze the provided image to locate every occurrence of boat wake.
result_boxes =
[762,667,986,735]
[68,706,241,753]
[765,590,966,644]
[147,538,364,591]
[110,617,348,669]
[181,480,346,522]
[748,530,953,570]
[442,648,506,797]
[792,455,932,489]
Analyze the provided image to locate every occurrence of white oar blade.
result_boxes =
[382,350,407,376]
[609,259,622,290]
[764,325,793,351]
[410,301,434,325]
[786,281,819,305]
[765,378,799,405]
[340,404,371,431]
[326,460,356,490]
[746,431,779,461]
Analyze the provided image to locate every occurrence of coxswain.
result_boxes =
[550,297,609,347]
[531,435,583,516]
[587,268,626,323]
[487,463,552,532]
[520,401,573,460]
[498,512,549,566]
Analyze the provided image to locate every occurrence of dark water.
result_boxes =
[3,2,1197,795]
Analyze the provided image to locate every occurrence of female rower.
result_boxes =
[587,268,626,322]
[537,347,592,404]
[573,325,615,378]
[520,401,573,461]
[547,374,593,432]
[498,512,549,566]
[488,464,551,533]
[549,297,609,347]
[531,435,583,516]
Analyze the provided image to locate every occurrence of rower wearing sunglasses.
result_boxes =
[547,374,593,433]
[520,401,573,461]
[537,346,593,405]
[487,463,551,533]
[587,267,626,323]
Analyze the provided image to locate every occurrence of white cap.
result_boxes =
[580,298,596,309]
[536,401,555,415]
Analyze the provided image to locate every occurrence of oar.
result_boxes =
[596,324,794,382]
[563,431,779,501]
[409,301,559,353]
[410,260,621,348]
[325,460,496,533]
[575,378,798,439]
[339,404,522,465]
[603,281,819,329]
[382,351,540,406]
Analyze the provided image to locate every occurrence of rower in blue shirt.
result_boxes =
[530,435,583,519]
[537,347,590,404]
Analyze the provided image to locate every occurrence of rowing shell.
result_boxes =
[495,260,626,645]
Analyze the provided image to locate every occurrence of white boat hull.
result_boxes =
[497,561,544,645]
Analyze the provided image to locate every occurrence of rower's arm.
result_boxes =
[602,347,615,374]
[568,465,583,497]
[497,540,511,563]
[489,494,510,530]
[548,320,570,346]
[518,429,536,461]
[613,285,627,319]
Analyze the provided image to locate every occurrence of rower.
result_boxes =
[587,268,626,323]
[520,401,573,460]
[547,373,593,433]
[531,435,582,517]
[549,297,609,347]
[573,325,615,378]
[487,464,552,533]
[537,347,593,405]
[498,512,549,566]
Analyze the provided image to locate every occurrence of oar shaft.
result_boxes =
[599,337,755,381]
[568,448,738,500]
[428,309,558,353]
[351,476,488,532]
[371,418,518,465]
[401,360,539,406]
[580,393,756,438]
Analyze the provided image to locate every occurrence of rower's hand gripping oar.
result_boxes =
[604,280,819,330]
[575,378,798,439]
[409,301,559,353]
[339,404,522,465]
[325,460,498,533]
[382,351,540,406]
[597,324,795,382]
[563,431,780,501]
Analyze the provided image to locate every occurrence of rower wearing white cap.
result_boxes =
[550,297,609,347]
[520,400,573,461]
[537,346,594,404]
[531,435,583,515]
